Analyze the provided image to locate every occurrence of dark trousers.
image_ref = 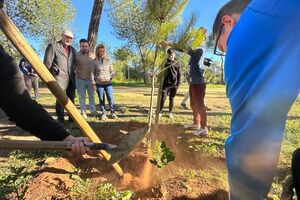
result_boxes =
[56,79,76,121]
[24,75,39,99]
[159,85,177,113]
[292,148,300,198]
[96,83,114,114]
[189,83,207,128]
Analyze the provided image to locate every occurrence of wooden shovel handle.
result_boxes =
[0,140,72,151]
[0,10,123,176]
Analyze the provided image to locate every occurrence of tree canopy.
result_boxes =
[1,0,75,55]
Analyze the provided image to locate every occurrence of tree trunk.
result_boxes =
[154,71,164,128]
[143,64,147,83]
[87,0,104,52]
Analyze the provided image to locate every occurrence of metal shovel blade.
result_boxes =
[108,125,151,165]
[85,142,117,151]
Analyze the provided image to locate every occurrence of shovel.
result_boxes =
[0,140,117,152]
[0,3,153,166]
[107,58,182,164]
[0,7,125,176]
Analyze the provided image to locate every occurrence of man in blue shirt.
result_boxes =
[213,0,300,199]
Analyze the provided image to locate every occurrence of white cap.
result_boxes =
[62,30,74,39]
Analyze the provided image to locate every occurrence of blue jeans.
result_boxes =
[225,1,300,199]
[96,83,114,114]
[76,78,96,112]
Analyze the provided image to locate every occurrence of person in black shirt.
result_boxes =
[19,58,39,100]
[0,45,90,155]
[158,49,181,119]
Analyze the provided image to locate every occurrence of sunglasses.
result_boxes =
[213,24,226,57]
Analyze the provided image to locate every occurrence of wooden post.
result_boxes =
[0,9,124,176]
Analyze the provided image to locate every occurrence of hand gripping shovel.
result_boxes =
[0,140,117,152]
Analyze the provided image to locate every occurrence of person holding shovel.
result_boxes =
[0,45,90,155]
[213,0,300,199]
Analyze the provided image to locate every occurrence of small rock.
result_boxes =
[120,130,128,134]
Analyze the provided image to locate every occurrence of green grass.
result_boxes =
[1,84,300,198]
[112,81,150,87]
[0,151,62,199]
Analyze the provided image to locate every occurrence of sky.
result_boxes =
[27,0,228,59]
[69,0,228,52]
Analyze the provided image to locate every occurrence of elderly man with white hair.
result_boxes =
[44,30,77,124]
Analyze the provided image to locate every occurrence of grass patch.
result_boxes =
[2,84,300,198]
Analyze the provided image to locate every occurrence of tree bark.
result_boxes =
[87,0,104,52]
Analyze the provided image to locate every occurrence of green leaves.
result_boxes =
[1,0,75,53]
[148,140,175,168]
[146,0,188,24]
[170,12,206,52]
[108,0,154,48]
[97,183,132,200]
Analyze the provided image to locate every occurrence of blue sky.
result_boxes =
[27,0,228,60]
[70,0,228,52]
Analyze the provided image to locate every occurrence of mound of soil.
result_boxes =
[22,122,228,200]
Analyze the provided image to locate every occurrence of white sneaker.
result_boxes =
[111,113,118,119]
[100,114,107,121]
[81,110,88,119]
[184,124,200,130]
[193,128,208,136]
[168,112,174,119]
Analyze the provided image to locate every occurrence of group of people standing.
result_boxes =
[19,29,210,131]
[159,27,210,136]
[42,30,116,124]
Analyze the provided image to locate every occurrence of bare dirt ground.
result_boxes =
[23,123,228,200]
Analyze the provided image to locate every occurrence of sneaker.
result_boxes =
[100,114,107,120]
[181,103,188,110]
[81,111,88,119]
[184,123,200,130]
[111,113,118,119]
[168,112,174,119]
[193,128,208,136]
